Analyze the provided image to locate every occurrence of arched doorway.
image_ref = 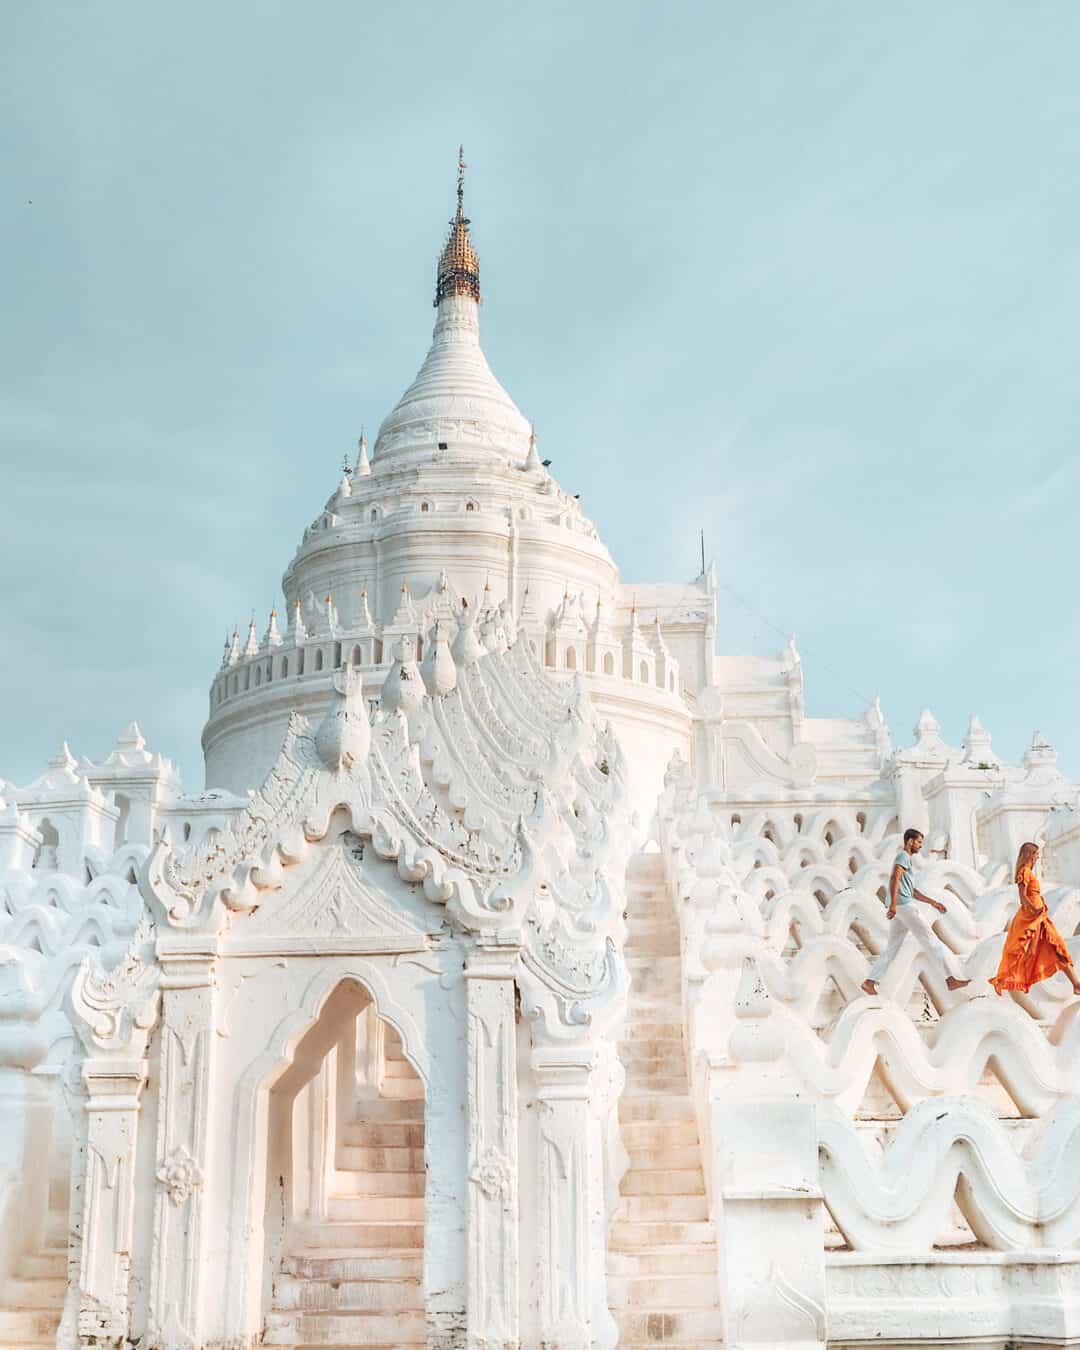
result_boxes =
[260,979,427,1347]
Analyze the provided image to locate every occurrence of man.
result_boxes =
[860,828,971,997]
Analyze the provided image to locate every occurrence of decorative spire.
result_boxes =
[523,425,542,472]
[435,145,480,307]
[358,585,374,629]
[962,713,998,766]
[265,608,282,648]
[337,452,352,497]
[243,617,259,657]
[353,430,371,478]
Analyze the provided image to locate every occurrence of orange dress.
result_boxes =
[990,866,1074,993]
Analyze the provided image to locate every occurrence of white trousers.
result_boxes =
[867,902,964,983]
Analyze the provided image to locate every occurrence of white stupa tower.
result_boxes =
[6,153,1078,1350]
[202,149,712,823]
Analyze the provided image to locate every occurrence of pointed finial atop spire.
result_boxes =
[435,146,480,306]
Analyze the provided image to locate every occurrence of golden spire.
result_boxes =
[435,145,481,306]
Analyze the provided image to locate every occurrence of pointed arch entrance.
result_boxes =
[193,952,467,1350]
[260,978,428,1347]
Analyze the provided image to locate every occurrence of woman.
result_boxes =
[990,842,1080,995]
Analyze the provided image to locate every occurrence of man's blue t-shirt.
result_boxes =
[893,851,915,906]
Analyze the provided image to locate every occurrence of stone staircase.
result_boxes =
[264,1027,426,1348]
[0,1209,67,1347]
[608,853,722,1348]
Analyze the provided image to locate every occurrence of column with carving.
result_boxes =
[146,938,218,1349]
[0,949,50,1316]
[531,1042,603,1350]
[710,957,826,1350]
[464,942,519,1349]
[68,924,160,1344]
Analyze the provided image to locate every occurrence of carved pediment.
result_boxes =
[233,834,432,953]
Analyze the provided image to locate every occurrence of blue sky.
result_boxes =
[3,1,1079,788]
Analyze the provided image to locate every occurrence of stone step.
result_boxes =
[623,1021,684,1041]
[0,1308,62,1344]
[291,1220,424,1250]
[627,1005,682,1024]
[337,1144,426,1172]
[14,1251,66,1281]
[609,1273,720,1308]
[624,1061,689,1078]
[331,1170,425,1198]
[620,1169,704,1197]
[346,1099,424,1123]
[625,917,679,937]
[626,852,665,880]
[0,1277,65,1306]
[623,1077,691,1094]
[621,1121,699,1150]
[629,981,681,1004]
[627,989,681,1005]
[626,915,675,933]
[626,954,682,970]
[377,1077,424,1101]
[620,1081,694,1099]
[608,1246,716,1276]
[625,938,680,958]
[620,1096,695,1123]
[620,1043,690,1063]
[340,1121,424,1148]
[614,1307,724,1344]
[280,1252,422,1281]
[381,1058,419,1079]
[263,1308,426,1345]
[609,1220,716,1249]
[273,1274,421,1312]
[619,1194,709,1222]
[326,1195,424,1222]
[624,1144,703,1170]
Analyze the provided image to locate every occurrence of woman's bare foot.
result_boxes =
[860,979,878,996]
[946,976,970,991]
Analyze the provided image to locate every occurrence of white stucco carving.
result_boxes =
[3,168,1080,1350]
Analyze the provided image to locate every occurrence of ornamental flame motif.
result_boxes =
[156,1145,203,1206]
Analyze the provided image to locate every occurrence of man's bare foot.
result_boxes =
[1069,978,1080,997]
[946,976,970,991]
[860,979,878,996]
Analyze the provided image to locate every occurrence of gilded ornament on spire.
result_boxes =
[435,145,481,306]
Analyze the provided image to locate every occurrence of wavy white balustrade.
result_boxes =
[656,761,1080,1295]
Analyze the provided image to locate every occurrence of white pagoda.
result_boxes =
[1,156,1079,1349]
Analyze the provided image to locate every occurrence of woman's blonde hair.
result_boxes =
[1015,841,1039,883]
